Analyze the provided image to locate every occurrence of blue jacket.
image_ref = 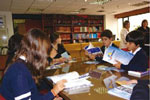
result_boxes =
[121,49,148,71]
[0,61,54,100]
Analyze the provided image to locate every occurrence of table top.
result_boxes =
[44,59,149,100]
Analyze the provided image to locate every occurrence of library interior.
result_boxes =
[0,0,149,100]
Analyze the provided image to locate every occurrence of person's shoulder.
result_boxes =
[8,62,28,74]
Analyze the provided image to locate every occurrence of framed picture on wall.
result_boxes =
[0,15,6,28]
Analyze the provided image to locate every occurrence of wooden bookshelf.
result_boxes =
[42,14,104,43]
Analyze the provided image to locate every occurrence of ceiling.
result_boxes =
[0,0,149,15]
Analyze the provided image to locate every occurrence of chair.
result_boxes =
[0,55,8,78]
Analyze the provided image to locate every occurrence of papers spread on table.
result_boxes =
[97,65,125,72]
[104,75,136,100]
[108,84,135,100]
[61,52,70,59]
[84,60,100,64]
[103,46,134,65]
[47,71,93,95]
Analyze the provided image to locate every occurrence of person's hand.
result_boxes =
[96,53,103,57]
[126,80,138,85]
[52,79,67,95]
[113,60,121,69]
[53,97,63,100]
[85,51,89,56]
[89,54,96,60]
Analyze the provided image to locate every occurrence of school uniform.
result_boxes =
[0,56,55,100]
[48,44,70,62]
[121,47,148,71]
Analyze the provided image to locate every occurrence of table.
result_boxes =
[44,59,149,100]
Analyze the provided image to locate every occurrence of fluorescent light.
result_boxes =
[90,0,111,5]
[2,35,7,40]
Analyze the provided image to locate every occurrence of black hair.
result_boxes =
[141,19,148,27]
[123,20,130,28]
[8,33,23,55]
[50,32,60,43]
[126,30,144,47]
[101,29,113,39]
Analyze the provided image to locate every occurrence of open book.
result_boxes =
[47,71,93,94]
[103,46,134,65]
[85,42,103,54]
[108,84,135,100]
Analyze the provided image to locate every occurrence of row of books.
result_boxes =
[60,34,71,40]
[74,26,102,32]
[56,27,71,33]
[72,33,100,39]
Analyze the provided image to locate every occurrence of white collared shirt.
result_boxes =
[104,42,113,51]
[130,47,141,55]
[19,55,27,62]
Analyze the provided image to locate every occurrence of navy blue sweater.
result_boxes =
[121,49,148,71]
[0,62,54,100]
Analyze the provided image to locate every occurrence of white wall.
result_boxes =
[0,11,14,39]
[104,14,118,40]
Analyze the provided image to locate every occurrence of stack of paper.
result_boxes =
[128,70,150,78]
[47,72,93,95]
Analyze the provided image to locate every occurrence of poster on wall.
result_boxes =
[0,16,5,28]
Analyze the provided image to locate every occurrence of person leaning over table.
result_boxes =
[48,32,71,63]
[0,29,67,100]
[85,29,118,63]
[114,30,148,72]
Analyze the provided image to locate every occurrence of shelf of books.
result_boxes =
[42,14,104,43]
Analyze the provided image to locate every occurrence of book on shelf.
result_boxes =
[128,70,150,78]
[47,71,93,95]
[103,46,134,65]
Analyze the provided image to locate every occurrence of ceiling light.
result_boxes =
[85,0,88,2]
[90,0,111,5]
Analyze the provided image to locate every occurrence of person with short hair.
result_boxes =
[86,29,118,62]
[114,30,148,71]
[120,20,130,50]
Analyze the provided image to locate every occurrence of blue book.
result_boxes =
[103,46,134,65]
[87,47,102,54]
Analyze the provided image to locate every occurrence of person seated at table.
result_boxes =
[114,30,148,71]
[85,29,118,62]
[0,29,67,100]
[48,32,71,63]
[5,33,23,68]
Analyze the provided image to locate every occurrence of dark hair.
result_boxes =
[126,30,144,46]
[8,33,23,55]
[123,20,130,28]
[12,29,51,76]
[101,29,113,39]
[5,33,23,67]
[50,32,60,43]
[141,19,148,27]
